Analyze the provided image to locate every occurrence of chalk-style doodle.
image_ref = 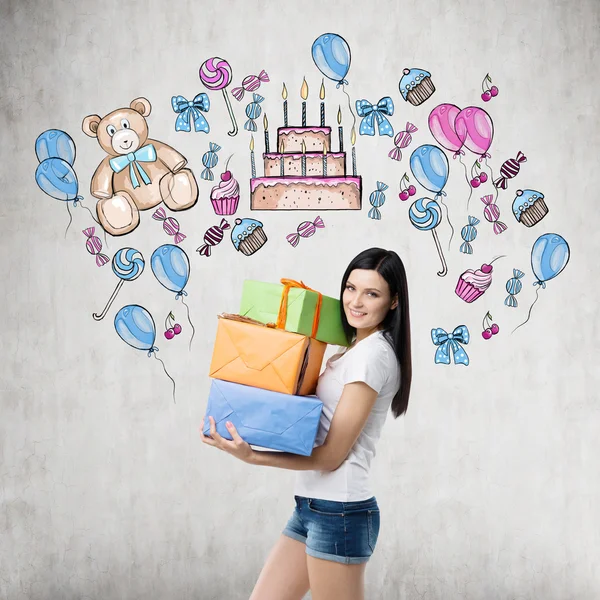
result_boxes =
[398,173,416,201]
[82,227,109,266]
[244,94,264,132]
[171,93,210,133]
[82,97,199,237]
[93,248,145,321]
[114,304,176,403]
[455,256,504,303]
[201,142,221,180]
[512,189,548,227]
[459,216,480,254]
[164,312,182,340]
[197,218,231,257]
[356,97,394,137]
[481,73,499,102]
[481,312,500,339]
[232,70,270,101]
[211,157,239,216]
[513,234,570,333]
[368,181,388,220]
[505,269,525,307]
[480,194,507,234]
[151,244,195,350]
[287,216,325,247]
[494,151,527,190]
[231,218,268,256]
[389,122,417,161]
[200,57,238,136]
[152,207,186,244]
[399,68,436,106]
[408,197,447,277]
[431,325,470,366]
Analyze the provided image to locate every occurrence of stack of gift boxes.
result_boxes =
[202,279,350,456]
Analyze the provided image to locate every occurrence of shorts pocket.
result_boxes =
[307,498,345,516]
[367,509,380,553]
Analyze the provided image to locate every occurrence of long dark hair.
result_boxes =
[339,247,412,418]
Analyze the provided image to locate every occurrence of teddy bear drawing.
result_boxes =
[82,97,198,236]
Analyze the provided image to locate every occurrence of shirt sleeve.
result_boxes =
[342,339,390,393]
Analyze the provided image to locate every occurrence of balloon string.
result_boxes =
[64,202,73,239]
[154,354,177,403]
[342,85,356,131]
[439,196,454,250]
[512,287,541,334]
[180,296,196,351]
[459,154,473,209]
[484,157,499,205]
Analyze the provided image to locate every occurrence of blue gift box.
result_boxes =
[202,379,323,456]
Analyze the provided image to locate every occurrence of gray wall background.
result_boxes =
[1,0,599,598]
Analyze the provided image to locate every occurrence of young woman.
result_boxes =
[201,247,412,600]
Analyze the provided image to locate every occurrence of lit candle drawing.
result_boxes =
[279,140,284,176]
[263,113,270,154]
[301,77,308,127]
[320,79,325,127]
[250,135,256,178]
[282,82,288,127]
[338,106,343,152]
[351,126,357,176]
[301,140,307,176]
[322,145,327,176]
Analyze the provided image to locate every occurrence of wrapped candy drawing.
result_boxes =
[171,93,210,133]
[152,207,186,244]
[459,216,480,254]
[244,94,264,132]
[93,248,145,321]
[480,194,507,234]
[232,70,270,101]
[513,234,570,333]
[82,227,109,266]
[114,304,176,403]
[197,219,231,257]
[494,151,526,190]
[388,122,417,161]
[408,197,447,277]
[201,142,222,180]
[287,216,325,247]
[356,97,394,137]
[368,182,388,220]
[431,325,470,366]
[505,269,525,307]
[199,57,237,136]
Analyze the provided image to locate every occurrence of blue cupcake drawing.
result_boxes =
[399,68,436,106]
[231,217,267,256]
[512,189,549,227]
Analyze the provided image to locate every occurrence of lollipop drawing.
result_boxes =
[513,234,570,333]
[93,248,144,321]
[408,197,447,277]
[150,244,196,350]
[199,57,238,137]
[114,305,176,403]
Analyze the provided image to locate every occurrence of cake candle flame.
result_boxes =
[351,126,356,146]
[250,135,254,151]
[263,114,268,131]
[337,106,342,125]
[301,77,309,100]
[282,82,288,100]
[319,80,325,100]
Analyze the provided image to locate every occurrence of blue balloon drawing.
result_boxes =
[35,129,76,165]
[114,304,157,355]
[531,233,570,288]
[312,33,351,86]
[409,144,449,198]
[35,158,83,203]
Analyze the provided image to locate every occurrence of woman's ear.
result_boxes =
[390,295,399,310]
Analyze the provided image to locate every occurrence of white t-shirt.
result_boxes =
[294,330,401,502]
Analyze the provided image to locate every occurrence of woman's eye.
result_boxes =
[121,119,130,129]
[107,125,116,136]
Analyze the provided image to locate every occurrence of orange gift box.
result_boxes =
[209,313,327,395]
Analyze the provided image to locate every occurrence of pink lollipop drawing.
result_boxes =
[408,197,447,277]
[199,57,238,137]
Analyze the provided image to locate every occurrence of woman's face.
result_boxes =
[343,269,398,331]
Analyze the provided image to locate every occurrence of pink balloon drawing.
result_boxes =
[428,104,463,158]
[200,57,238,137]
[454,106,494,160]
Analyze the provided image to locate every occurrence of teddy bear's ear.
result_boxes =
[82,115,102,137]
[130,97,152,117]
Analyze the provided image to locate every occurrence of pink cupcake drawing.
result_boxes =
[455,258,503,303]
[211,160,240,215]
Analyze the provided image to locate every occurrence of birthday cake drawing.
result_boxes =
[250,80,362,211]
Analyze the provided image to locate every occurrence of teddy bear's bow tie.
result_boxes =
[109,144,157,188]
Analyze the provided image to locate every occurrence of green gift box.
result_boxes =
[240,280,350,347]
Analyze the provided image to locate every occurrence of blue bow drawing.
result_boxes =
[356,97,395,137]
[109,144,156,188]
[431,325,470,365]
[171,93,210,133]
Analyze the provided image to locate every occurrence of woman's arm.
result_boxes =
[249,381,378,471]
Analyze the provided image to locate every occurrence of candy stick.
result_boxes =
[408,197,447,277]
[199,57,238,136]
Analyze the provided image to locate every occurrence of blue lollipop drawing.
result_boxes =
[93,248,145,321]
[408,197,447,277]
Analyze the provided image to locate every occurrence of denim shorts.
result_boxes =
[282,495,380,564]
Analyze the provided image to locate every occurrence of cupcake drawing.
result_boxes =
[231,217,267,256]
[399,68,436,106]
[455,262,495,303]
[210,165,240,216]
[512,189,548,227]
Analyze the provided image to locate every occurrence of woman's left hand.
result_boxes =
[200,416,255,464]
